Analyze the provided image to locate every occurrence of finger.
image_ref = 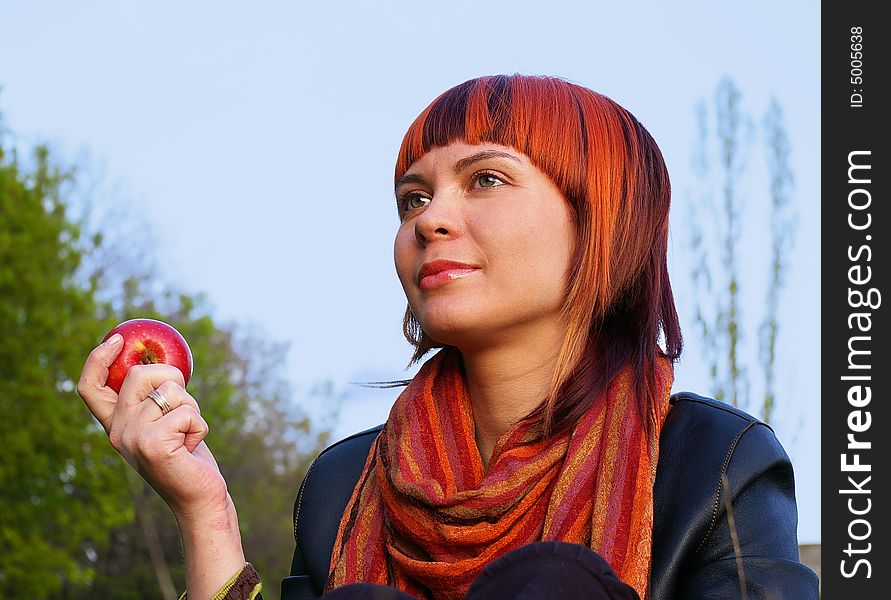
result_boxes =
[137,381,200,422]
[160,404,209,454]
[76,334,125,429]
[118,363,187,411]
[157,380,200,414]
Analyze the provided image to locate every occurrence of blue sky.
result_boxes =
[0,1,820,542]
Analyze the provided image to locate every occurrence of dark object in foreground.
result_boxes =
[321,542,639,600]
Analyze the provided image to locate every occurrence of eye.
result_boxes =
[400,193,431,213]
[474,172,504,189]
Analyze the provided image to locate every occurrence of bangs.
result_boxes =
[394,75,589,203]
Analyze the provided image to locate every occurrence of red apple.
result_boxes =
[102,318,193,394]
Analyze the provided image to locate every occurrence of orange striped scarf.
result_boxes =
[327,349,673,599]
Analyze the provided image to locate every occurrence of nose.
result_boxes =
[413,192,460,246]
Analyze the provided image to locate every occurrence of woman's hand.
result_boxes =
[76,333,228,520]
[78,333,248,598]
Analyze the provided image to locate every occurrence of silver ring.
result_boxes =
[148,389,172,416]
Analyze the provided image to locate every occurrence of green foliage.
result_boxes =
[0,140,132,597]
[1,111,331,599]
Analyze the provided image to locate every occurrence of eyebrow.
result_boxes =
[452,150,522,174]
[394,173,428,191]
[394,150,522,191]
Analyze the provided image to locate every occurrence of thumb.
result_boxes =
[94,333,125,378]
[100,332,125,359]
[77,333,125,428]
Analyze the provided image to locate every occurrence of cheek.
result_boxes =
[553,220,576,274]
[393,227,416,290]
[521,212,575,284]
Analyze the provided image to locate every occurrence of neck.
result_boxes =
[461,332,562,468]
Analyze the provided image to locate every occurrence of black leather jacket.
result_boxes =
[282,392,819,599]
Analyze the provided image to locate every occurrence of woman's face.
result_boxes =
[394,142,575,351]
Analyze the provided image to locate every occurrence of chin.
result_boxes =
[416,310,478,346]
[418,317,500,353]
[413,293,517,347]
[418,323,466,348]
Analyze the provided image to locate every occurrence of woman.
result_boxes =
[78,75,817,599]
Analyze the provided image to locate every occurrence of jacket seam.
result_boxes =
[293,458,318,544]
[671,393,777,434]
[693,420,759,557]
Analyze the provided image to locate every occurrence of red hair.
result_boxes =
[396,75,682,436]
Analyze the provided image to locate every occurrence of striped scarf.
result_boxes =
[327,348,673,599]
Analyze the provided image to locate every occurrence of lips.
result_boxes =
[418,259,480,291]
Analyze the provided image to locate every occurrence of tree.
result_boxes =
[688,78,796,422]
[0,134,131,598]
[759,99,795,424]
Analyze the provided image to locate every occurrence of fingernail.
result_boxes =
[105,333,123,347]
